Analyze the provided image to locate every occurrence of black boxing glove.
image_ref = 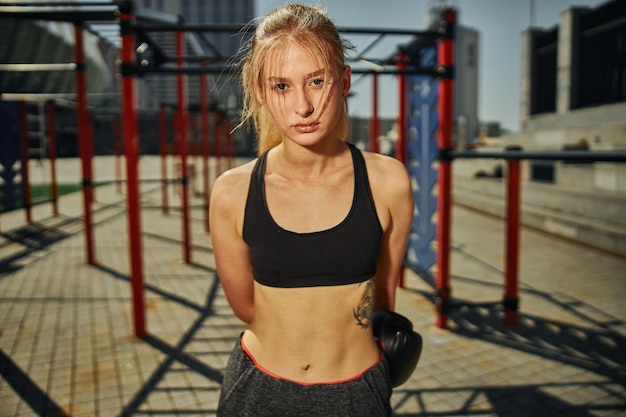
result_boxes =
[373,309,423,387]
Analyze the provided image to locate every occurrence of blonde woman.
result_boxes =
[209,4,414,416]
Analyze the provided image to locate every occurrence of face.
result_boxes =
[259,42,351,148]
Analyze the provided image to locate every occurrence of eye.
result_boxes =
[310,78,324,87]
[274,83,288,91]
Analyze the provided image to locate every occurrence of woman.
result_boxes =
[209,4,414,416]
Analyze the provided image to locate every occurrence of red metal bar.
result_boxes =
[120,3,146,337]
[504,155,521,327]
[19,101,32,223]
[159,105,169,215]
[46,100,59,216]
[396,54,409,288]
[176,30,192,264]
[172,115,181,195]
[395,55,408,165]
[370,73,379,153]
[199,71,211,232]
[435,9,456,329]
[74,23,95,264]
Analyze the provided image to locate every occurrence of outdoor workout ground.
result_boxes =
[1,156,625,416]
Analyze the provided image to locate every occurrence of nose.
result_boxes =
[295,89,314,118]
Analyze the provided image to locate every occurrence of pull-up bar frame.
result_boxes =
[2,0,456,338]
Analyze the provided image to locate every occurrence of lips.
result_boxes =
[294,122,319,133]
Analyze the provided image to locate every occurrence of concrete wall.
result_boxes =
[457,1,626,256]
[502,104,626,194]
[520,102,626,140]
[453,155,626,256]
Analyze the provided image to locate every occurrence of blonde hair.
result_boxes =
[238,4,354,155]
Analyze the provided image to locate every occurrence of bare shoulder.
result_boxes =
[213,158,256,188]
[361,150,411,190]
[210,159,257,212]
[360,149,413,232]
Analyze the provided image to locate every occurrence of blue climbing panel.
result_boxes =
[404,46,438,283]
[0,101,23,213]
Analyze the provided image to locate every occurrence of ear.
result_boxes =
[255,84,266,106]
[341,66,352,97]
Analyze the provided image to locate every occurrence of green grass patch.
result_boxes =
[32,183,82,200]
[1,182,108,212]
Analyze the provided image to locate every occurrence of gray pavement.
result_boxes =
[1,156,625,416]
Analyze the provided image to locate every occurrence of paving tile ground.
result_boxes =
[0,156,625,416]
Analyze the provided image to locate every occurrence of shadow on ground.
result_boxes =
[401,263,626,416]
[3,201,624,416]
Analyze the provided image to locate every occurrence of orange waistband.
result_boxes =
[240,335,383,386]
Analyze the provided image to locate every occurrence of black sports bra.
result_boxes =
[243,143,383,288]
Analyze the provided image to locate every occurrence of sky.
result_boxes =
[255,0,608,132]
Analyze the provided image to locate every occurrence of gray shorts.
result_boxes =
[217,336,392,417]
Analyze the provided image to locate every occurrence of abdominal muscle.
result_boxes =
[243,279,381,384]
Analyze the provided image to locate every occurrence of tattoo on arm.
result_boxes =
[353,279,376,329]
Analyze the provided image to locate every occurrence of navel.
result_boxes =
[302,364,311,372]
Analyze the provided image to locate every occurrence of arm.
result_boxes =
[371,156,414,311]
[209,167,255,323]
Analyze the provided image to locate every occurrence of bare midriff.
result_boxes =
[243,278,381,384]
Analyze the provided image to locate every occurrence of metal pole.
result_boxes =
[396,55,408,165]
[435,9,456,329]
[74,23,95,264]
[192,115,200,194]
[504,150,521,327]
[120,2,146,337]
[395,54,409,288]
[370,73,379,153]
[199,71,211,232]
[176,30,192,264]
[448,149,626,163]
[46,100,59,216]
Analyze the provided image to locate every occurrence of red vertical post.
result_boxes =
[504,147,522,327]
[435,9,456,329]
[176,30,192,264]
[395,54,409,288]
[370,73,379,153]
[199,70,211,232]
[19,101,32,223]
[172,115,180,194]
[74,23,95,264]
[46,100,59,216]
[120,2,146,337]
[159,105,169,215]
[395,55,408,165]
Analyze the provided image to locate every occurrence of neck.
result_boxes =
[272,140,349,178]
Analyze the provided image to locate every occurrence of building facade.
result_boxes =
[454,0,626,256]
[136,0,254,111]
